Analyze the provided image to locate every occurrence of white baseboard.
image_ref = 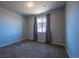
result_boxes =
[65,47,70,58]
[51,42,65,46]
[26,39,65,46]
[0,38,26,48]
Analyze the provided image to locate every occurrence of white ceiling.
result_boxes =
[0,1,66,15]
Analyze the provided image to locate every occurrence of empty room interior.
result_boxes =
[0,1,79,58]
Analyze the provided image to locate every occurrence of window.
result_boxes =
[37,16,46,33]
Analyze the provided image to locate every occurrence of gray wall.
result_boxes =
[24,16,34,40]
[23,16,28,39]
[66,2,79,57]
[0,7,25,47]
[50,8,65,45]
[25,7,65,45]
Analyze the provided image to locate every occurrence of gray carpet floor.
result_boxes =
[0,40,68,58]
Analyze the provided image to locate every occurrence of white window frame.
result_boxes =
[37,16,46,33]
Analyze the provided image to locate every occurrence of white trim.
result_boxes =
[51,42,65,46]
[0,38,25,48]
[65,47,71,58]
